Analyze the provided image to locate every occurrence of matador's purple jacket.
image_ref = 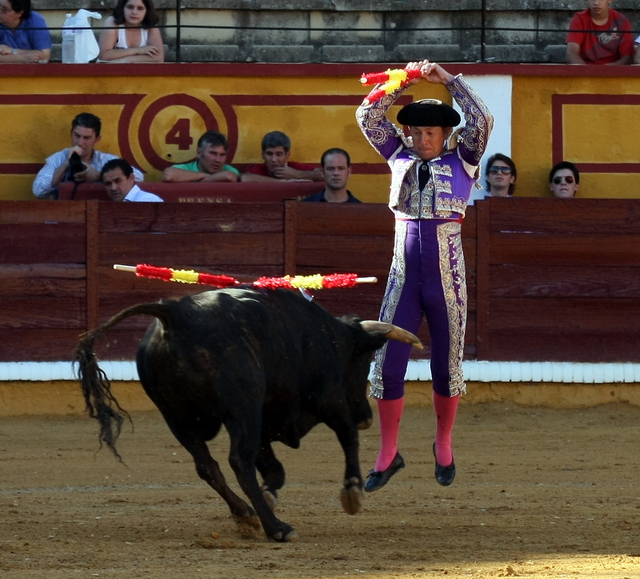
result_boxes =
[356,74,493,219]
[356,75,493,399]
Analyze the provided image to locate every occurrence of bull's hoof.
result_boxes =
[340,477,363,515]
[262,488,278,512]
[357,418,373,430]
[269,525,298,543]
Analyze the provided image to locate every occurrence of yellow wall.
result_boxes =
[0,68,451,203]
[2,65,639,202]
[512,75,640,198]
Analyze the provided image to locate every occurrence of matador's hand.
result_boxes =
[418,61,454,86]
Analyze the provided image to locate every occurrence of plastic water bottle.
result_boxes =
[61,13,76,63]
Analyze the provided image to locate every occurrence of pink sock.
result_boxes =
[374,397,404,472]
[433,392,460,467]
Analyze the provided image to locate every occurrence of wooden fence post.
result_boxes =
[475,199,490,360]
[283,199,298,276]
[85,200,100,331]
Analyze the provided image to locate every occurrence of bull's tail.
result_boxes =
[74,302,171,461]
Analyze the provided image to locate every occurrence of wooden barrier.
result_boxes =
[1,198,640,363]
[57,181,321,202]
[475,198,640,362]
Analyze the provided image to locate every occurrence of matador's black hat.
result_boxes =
[397,99,461,127]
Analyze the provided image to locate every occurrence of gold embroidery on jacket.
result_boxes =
[370,220,409,399]
[437,221,467,396]
[434,174,452,195]
[432,164,453,177]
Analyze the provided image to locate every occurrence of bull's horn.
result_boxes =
[360,321,423,350]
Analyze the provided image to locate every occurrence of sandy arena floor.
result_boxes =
[1,402,639,578]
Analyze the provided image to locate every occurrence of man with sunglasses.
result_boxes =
[357,60,493,493]
[550,161,580,198]
[485,153,517,197]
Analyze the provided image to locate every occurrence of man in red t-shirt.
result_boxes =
[241,131,323,182]
[566,0,634,65]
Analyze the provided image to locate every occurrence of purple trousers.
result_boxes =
[370,219,467,400]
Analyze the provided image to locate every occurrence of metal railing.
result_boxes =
[26,0,640,65]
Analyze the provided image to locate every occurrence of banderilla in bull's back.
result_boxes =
[113,263,377,290]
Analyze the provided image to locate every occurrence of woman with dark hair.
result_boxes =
[98,0,164,63]
[0,0,51,63]
[485,153,517,197]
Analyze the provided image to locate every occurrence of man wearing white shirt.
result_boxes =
[101,158,163,202]
[32,112,144,199]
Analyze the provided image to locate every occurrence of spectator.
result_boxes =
[241,131,323,183]
[98,0,164,63]
[102,158,163,202]
[33,112,144,199]
[303,148,362,203]
[634,34,640,64]
[0,0,51,63]
[549,161,580,198]
[566,0,633,65]
[162,130,239,183]
[485,153,516,197]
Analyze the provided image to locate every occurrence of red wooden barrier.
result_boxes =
[476,198,640,362]
[2,198,640,363]
[57,181,321,202]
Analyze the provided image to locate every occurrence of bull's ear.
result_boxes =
[360,321,423,350]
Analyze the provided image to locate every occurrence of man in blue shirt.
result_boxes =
[0,0,51,63]
[302,148,362,203]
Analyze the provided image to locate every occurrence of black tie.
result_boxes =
[418,162,430,190]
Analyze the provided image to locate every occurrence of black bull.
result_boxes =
[74,287,421,542]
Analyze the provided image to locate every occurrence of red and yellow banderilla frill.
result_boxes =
[360,68,423,103]
[113,264,376,290]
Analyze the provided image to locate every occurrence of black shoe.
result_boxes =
[433,443,456,486]
[364,453,405,492]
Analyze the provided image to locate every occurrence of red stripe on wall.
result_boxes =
[552,93,640,171]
